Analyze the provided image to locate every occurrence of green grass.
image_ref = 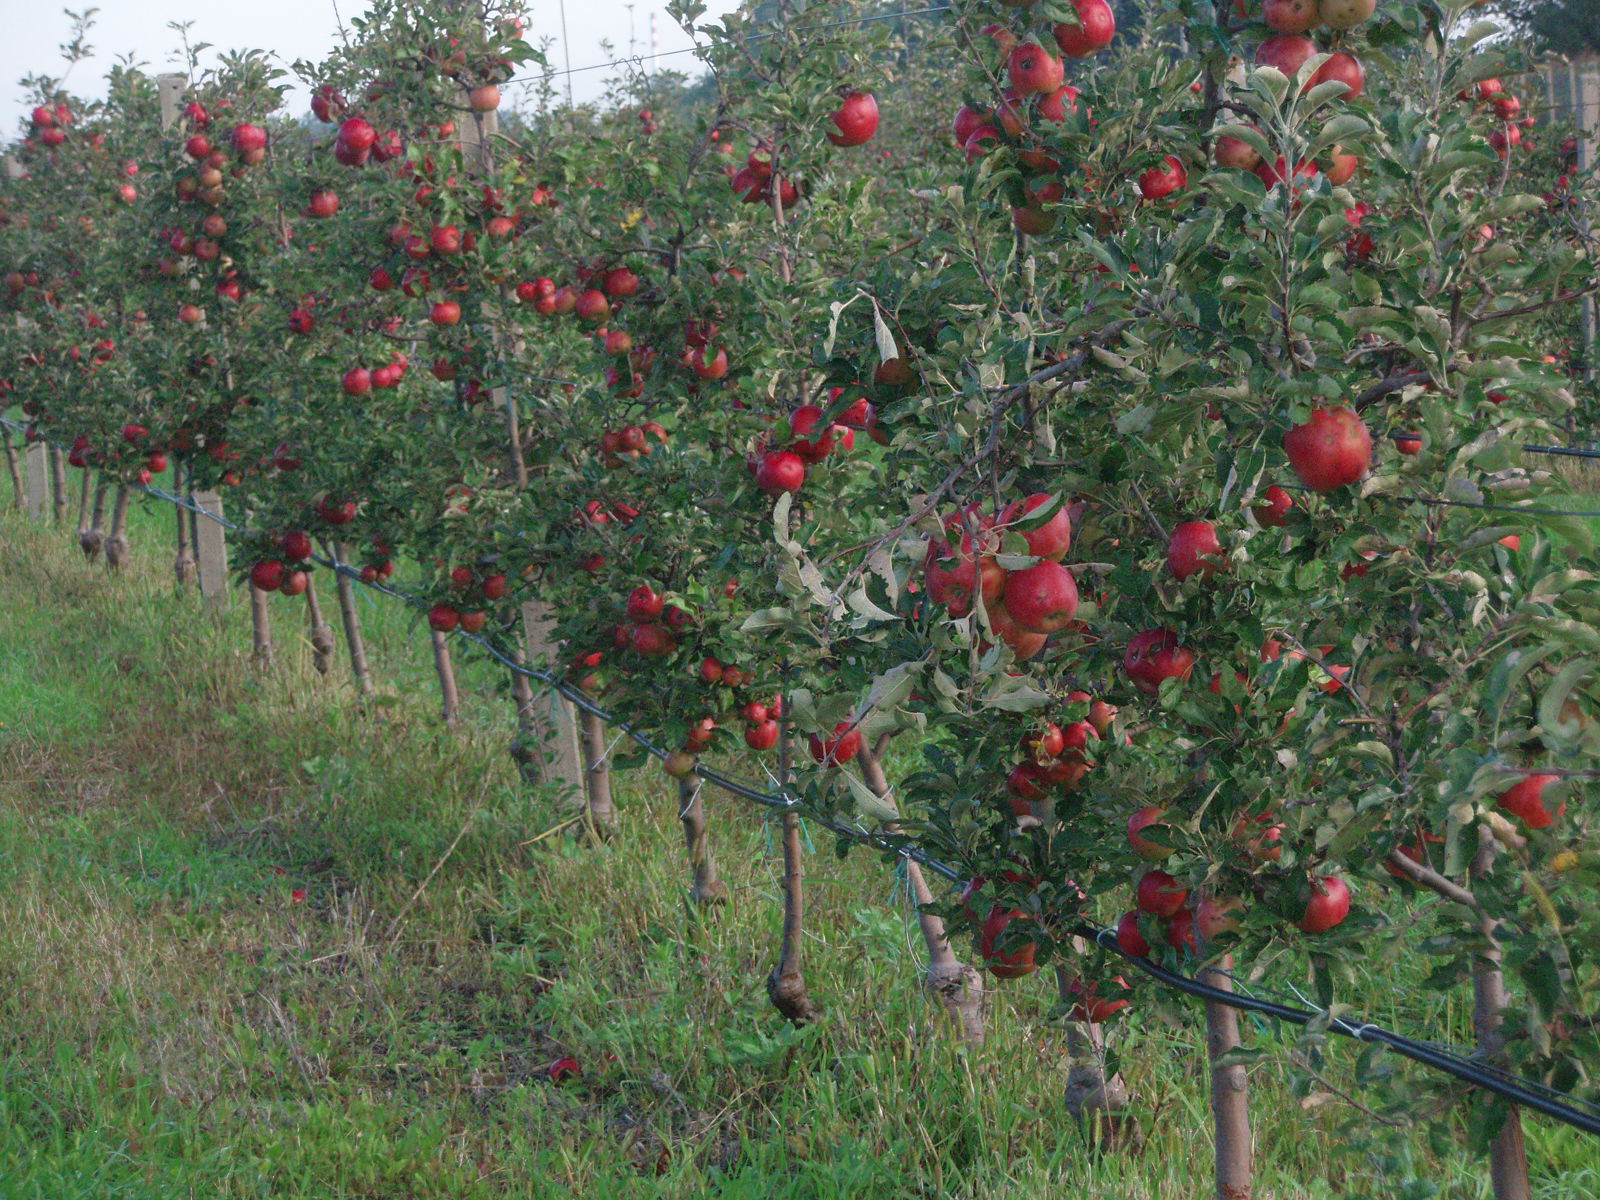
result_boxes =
[1,489,1598,1198]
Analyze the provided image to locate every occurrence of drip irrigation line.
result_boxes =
[11,433,1600,1137]
[1081,923,1600,1135]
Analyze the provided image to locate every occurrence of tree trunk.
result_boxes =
[81,476,107,560]
[48,446,66,524]
[767,726,820,1024]
[172,461,195,587]
[1472,834,1532,1200]
[249,580,274,667]
[507,642,542,784]
[768,809,820,1023]
[74,466,92,549]
[678,775,726,904]
[431,629,461,726]
[1051,962,1135,1147]
[331,545,374,697]
[1202,955,1253,1200]
[304,574,336,675]
[857,743,984,1045]
[103,486,132,569]
[580,709,618,836]
[2,426,22,509]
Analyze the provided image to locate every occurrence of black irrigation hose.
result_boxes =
[1081,924,1600,1136]
[9,426,1600,1136]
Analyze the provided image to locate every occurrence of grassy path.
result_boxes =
[2,498,1597,1198]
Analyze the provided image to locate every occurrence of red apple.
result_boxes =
[1264,0,1319,33]
[250,560,286,591]
[1124,628,1195,694]
[997,493,1072,561]
[1115,911,1151,957]
[755,450,805,496]
[1254,484,1294,526]
[1496,773,1562,829]
[1297,875,1350,933]
[1168,520,1225,581]
[1309,51,1364,100]
[809,722,863,766]
[1284,406,1371,492]
[1136,869,1188,919]
[1053,0,1117,57]
[1255,34,1319,79]
[1007,43,1065,96]
[282,531,313,562]
[745,719,780,751]
[1127,806,1173,860]
[979,905,1037,978]
[428,604,460,632]
[1139,156,1188,200]
[827,91,879,147]
[1002,561,1079,633]
[626,584,664,623]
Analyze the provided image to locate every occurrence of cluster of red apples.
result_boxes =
[426,565,509,634]
[250,530,318,599]
[749,390,882,497]
[951,0,1117,234]
[920,492,1079,660]
[726,89,879,208]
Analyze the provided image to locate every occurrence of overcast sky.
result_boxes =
[1,0,741,131]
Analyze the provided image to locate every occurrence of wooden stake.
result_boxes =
[192,489,229,605]
[23,440,48,520]
[515,601,585,798]
[2,424,22,509]
[157,74,185,130]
